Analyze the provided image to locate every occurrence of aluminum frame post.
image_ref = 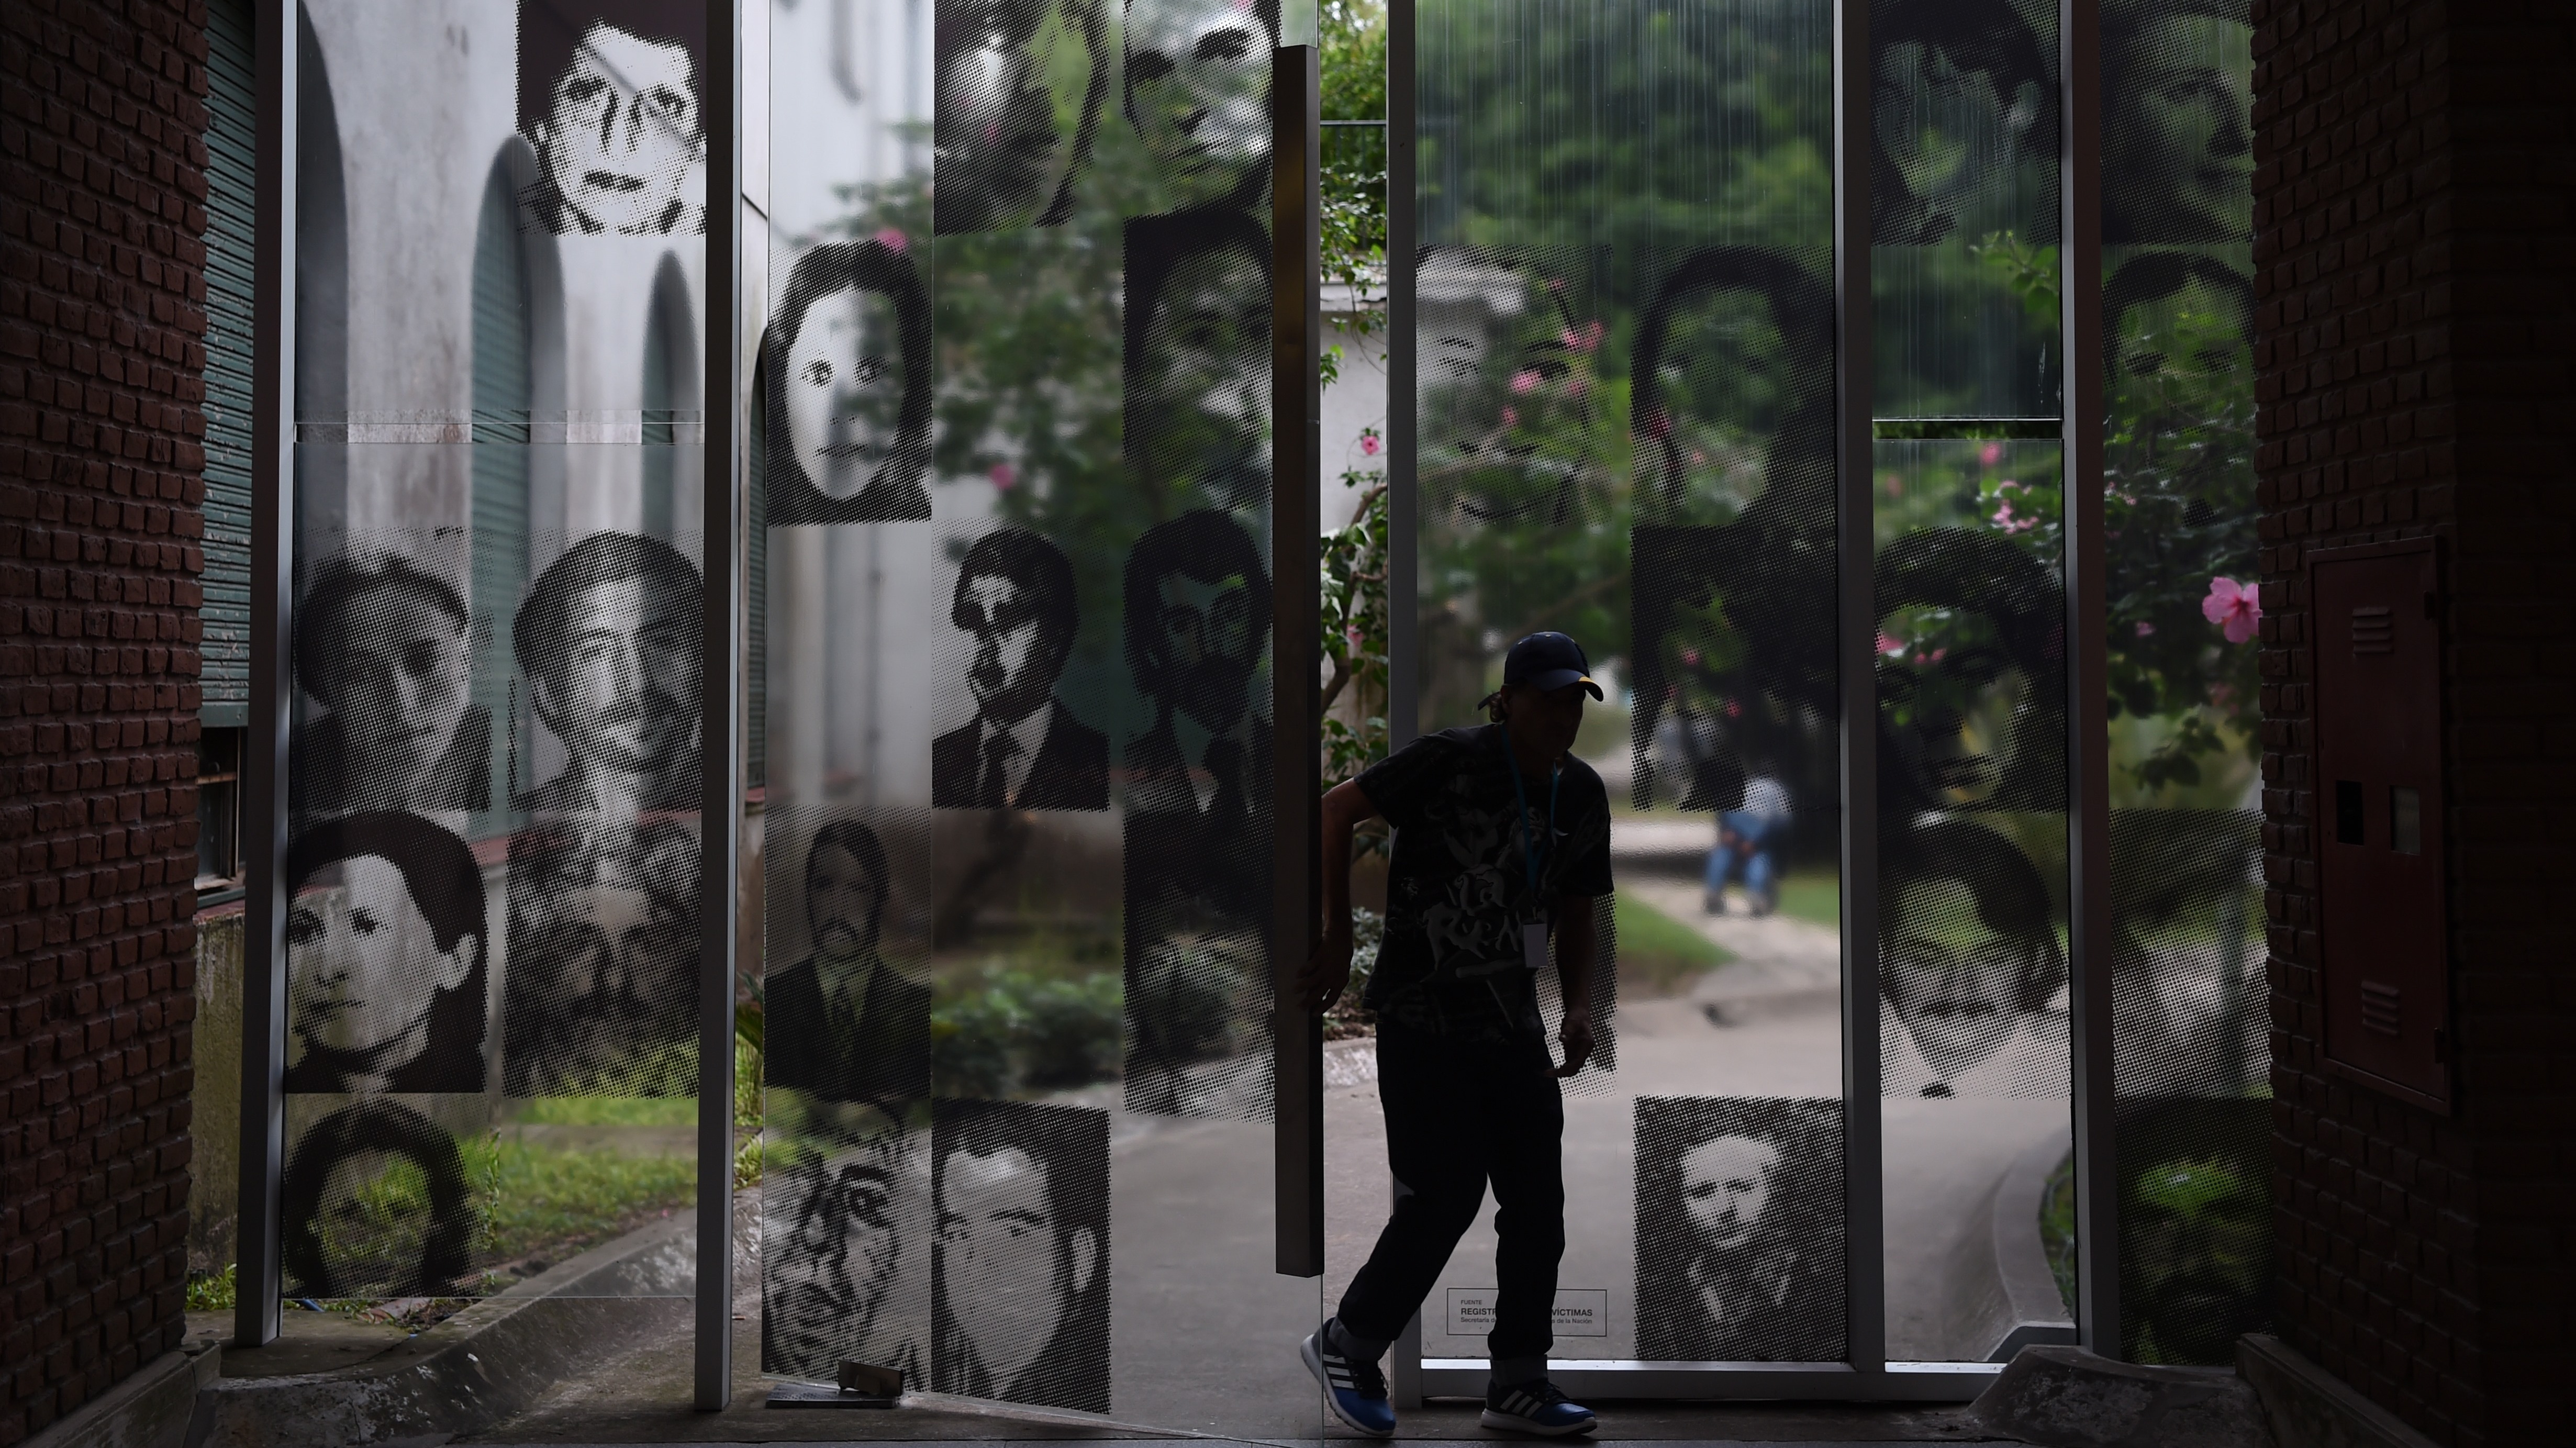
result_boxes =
[237,0,298,1352]
[1831,0,1884,1380]
[2057,0,2118,1361]
[1272,39,1326,1281]
[1385,0,1418,753]
[696,0,745,1411]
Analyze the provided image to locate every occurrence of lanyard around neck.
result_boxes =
[1503,724,1562,902]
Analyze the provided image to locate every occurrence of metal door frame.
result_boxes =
[1381,0,2115,1399]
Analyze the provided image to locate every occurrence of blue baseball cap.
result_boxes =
[1500,631,1603,699]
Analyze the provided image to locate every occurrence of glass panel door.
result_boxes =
[1392,0,1848,1374]
[757,0,1323,1432]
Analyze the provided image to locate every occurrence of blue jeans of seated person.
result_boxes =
[1705,809,1791,908]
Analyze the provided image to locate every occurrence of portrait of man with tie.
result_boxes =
[764,819,934,1116]
[932,529,1110,811]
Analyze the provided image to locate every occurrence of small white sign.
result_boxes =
[1444,1288,1609,1338]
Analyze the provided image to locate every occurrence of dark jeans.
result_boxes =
[1335,1019,1566,1361]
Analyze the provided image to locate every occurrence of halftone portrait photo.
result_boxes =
[1123,0,1275,210]
[281,1100,482,1300]
[511,531,702,816]
[764,1130,932,1388]
[932,530,1109,811]
[1878,819,2070,1098]
[931,1099,1110,1411]
[290,553,492,818]
[765,818,934,1112]
[519,0,708,235]
[2103,0,2252,246]
[1120,510,1274,1119]
[283,812,488,1095]
[504,816,699,1096]
[1869,0,2056,246]
[764,239,934,524]
[1635,1096,1844,1363]
[1123,208,1273,509]
[933,0,1107,233]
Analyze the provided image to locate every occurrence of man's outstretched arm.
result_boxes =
[1552,893,1598,1078]
[1297,779,1381,1015]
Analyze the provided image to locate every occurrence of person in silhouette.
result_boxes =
[933,530,1109,810]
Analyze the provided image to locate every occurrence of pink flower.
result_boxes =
[1996,479,2021,492]
[2136,620,2156,637]
[2203,576,2260,643]
[1501,407,1519,427]
[1562,320,1605,354]
[1724,700,1743,718]
[873,227,909,253]
[1566,375,1590,399]
[1681,648,1702,666]
[989,462,1016,491]
[1878,630,1906,656]
[1690,449,1707,465]
[1883,474,1904,498]
[1359,430,1381,456]
[1510,369,1541,394]
[1980,442,2003,467]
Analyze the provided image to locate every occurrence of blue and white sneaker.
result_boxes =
[1481,1378,1597,1436]
[1302,1330,1397,1438]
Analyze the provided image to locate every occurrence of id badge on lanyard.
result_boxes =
[1507,725,1562,975]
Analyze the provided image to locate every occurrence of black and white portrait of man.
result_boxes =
[765,1133,930,1388]
[932,531,1109,810]
[765,239,934,524]
[282,1100,479,1299]
[1869,0,2056,247]
[504,814,698,1097]
[1875,527,2065,817]
[933,0,1108,233]
[1121,510,1270,919]
[291,555,492,818]
[931,1099,1109,1411]
[284,812,487,1095]
[512,531,701,816]
[1123,0,1275,210]
[1879,820,2069,1098]
[1124,207,1272,507]
[520,1,708,236]
[765,820,934,1111]
[1635,1097,1844,1364]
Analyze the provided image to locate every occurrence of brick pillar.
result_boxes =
[0,1,209,1440]
[2252,1,2573,1443]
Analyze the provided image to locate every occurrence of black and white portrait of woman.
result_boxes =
[291,555,491,818]
[933,0,1108,233]
[519,1,708,236]
[931,1099,1110,1411]
[1124,0,1275,210]
[283,812,487,1095]
[282,1100,479,1299]
[764,239,933,524]
[1635,1097,1844,1364]
[1870,0,2056,246]
[2103,0,2252,246]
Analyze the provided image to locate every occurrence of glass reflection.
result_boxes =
[934,0,1108,232]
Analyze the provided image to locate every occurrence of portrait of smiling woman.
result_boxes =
[283,811,488,1096]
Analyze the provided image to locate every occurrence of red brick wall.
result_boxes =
[0,0,208,1441]
[2251,0,2573,1443]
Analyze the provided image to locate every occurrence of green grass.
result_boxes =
[1775,870,1842,930]
[1614,893,1736,995]
[508,1097,696,1126]
[185,1263,237,1312]
[477,1140,696,1267]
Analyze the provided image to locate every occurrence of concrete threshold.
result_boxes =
[188,1208,713,1448]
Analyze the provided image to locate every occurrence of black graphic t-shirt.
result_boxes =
[1357,725,1614,1039]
